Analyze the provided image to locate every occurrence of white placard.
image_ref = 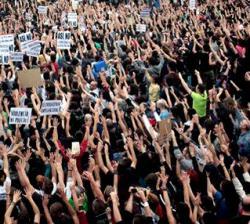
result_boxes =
[140,8,150,18]
[0,34,14,54]
[10,52,24,62]
[71,142,80,155]
[0,54,9,65]
[136,24,147,32]
[25,12,32,21]
[9,108,32,125]
[20,40,41,57]
[68,13,78,27]
[41,100,61,115]
[38,6,48,14]
[57,31,71,49]
[72,0,79,10]
[19,32,33,51]
[189,0,196,10]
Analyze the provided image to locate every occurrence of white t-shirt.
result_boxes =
[0,176,11,200]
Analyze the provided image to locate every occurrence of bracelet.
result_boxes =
[113,171,118,175]
[68,169,73,171]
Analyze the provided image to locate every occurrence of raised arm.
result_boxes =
[178,73,192,95]
[24,188,40,224]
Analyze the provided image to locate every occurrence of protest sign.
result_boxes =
[136,24,147,32]
[17,68,43,88]
[41,100,62,116]
[9,108,32,125]
[68,12,78,27]
[126,17,135,26]
[72,0,79,10]
[0,54,9,65]
[38,6,47,14]
[140,8,150,18]
[18,32,32,43]
[57,31,71,49]
[158,119,172,145]
[0,35,14,54]
[21,40,41,57]
[189,0,196,10]
[71,142,80,155]
[10,52,24,62]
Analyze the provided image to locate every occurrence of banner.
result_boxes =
[10,52,24,62]
[41,100,61,115]
[136,24,147,32]
[57,31,71,49]
[0,34,14,54]
[9,108,32,125]
[68,13,78,27]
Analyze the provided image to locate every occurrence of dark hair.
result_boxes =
[0,170,6,185]
[43,177,54,194]
[197,84,205,94]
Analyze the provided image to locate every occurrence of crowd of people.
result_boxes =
[0,0,250,223]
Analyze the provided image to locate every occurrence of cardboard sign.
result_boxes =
[68,13,78,27]
[126,17,135,26]
[71,142,80,155]
[57,31,71,49]
[0,34,14,54]
[0,54,9,65]
[17,68,43,88]
[10,52,24,62]
[140,8,150,18]
[136,24,147,32]
[158,119,172,145]
[41,100,61,115]
[189,0,196,10]
[38,6,47,14]
[9,108,32,125]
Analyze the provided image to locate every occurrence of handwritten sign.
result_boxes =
[9,108,32,125]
